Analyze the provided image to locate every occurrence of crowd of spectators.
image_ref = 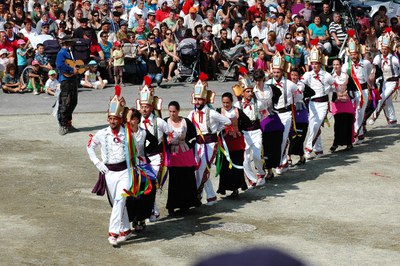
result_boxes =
[1,0,400,93]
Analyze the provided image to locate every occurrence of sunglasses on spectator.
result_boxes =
[286,36,292,39]
[298,31,305,33]
[166,32,172,35]
[93,14,99,17]
[148,37,155,39]
[255,20,262,23]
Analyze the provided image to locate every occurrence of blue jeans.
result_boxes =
[148,73,163,86]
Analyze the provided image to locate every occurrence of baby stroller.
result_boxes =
[174,39,200,83]
[214,40,246,82]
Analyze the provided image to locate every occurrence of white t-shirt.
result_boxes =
[84,70,100,83]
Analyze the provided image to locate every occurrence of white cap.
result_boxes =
[296,36,304,42]
[136,9,143,15]
[0,49,8,55]
[296,27,305,32]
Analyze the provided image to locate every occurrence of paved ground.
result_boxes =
[0,82,399,265]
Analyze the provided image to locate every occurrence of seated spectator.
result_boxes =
[262,31,277,65]
[248,0,267,25]
[299,0,313,25]
[31,3,43,26]
[147,10,160,31]
[202,9,216,27]
[74,18,96,40]
[34,43,53,73]
[156,1,171,23]
[251,17,268,42]
[172,16,187,41]
[0,49,10,70]
[36,13,58,37]
[98,0,111,21]
[44,69,60,96]
[110,11,126,33]
[162,29,179,81]
[2,63,26,93]
[11,2,26,30]
[146,47,163,88]
[117,21,129,41]
[89,10,102,32]
[329,12,347,50]
[212,18,232,39]
[27,60,44,95]
[20,19,38,39]
[163,10,178,29]
[269,13,289,44]
[308,15,331,54]
[184,7,203,33]
[98,19,117,43]
[0,31,15,62]
[81,60,108,89]
[232,22,248,40]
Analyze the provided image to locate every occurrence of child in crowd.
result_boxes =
[250,37,263,62]
[299,1,313,25]
[254,50,268,72]
[44,69,60,96]
[27,60,44,95]
[2,63,26,93]
[81,60,108,90]
[0,49,10,72]
[16,39,28,78]
[112,41,124,86]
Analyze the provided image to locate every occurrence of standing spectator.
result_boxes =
[112,41,124,86]
[319,2,333,28]
[291,0,305,16]
[16,39,28,77]
[374,5,389,30]
[299,0,313,26]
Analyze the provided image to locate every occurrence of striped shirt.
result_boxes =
[329,21,346,44]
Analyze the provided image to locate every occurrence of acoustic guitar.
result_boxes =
[62,59,88,77]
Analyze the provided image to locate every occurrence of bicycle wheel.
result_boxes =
[20,66,34,87]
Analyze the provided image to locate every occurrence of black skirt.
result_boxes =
[333,113,354,146]
[288,122,308,156]
[125,180,157,222]
[166,166,201,211]
[217,150,248,194]
[263,130,283,169]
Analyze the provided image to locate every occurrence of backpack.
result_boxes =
[72,38,91,64]
[43,40,61,68]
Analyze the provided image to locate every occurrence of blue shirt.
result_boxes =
[56,47,74,82]
[17,48,27,66]
[99,41,112,59]
[308,23,328,38]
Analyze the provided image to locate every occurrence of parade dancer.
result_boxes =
[188,73,231,206]
[137,76,175,221]
[369,29,399,126]
[87,86,132,246]
[301,39,334,158]
[266,46,298,174]
[233,68,268,187]
[341,30,372,144]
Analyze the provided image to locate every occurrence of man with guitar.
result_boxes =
[56,36,79,136]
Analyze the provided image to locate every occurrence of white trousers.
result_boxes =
[278,111,293,165]
[195,142,217,201]
[105,169,130,235]
[374,81,397,121]
[354,89,368,137]
[80,80,108,89]
[306,101,328,153]
[148,153,162,214]
[243,129,265,182]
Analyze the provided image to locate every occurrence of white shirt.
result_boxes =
[19,28,38,39]
[44,78,60,91]
[332,71,348,93]
[373,53,400,80]
[87,126,126,165]
[133,127,146,160]
[212,24,232,39]
[139,113,174,144]
[251,25,268,41]
[183,14,203,31]
[266,77,298,109]
[301,69,334,98]
[234,97,268,121]
[232,29,249,40]
[187,105,231,135]
[341,59,371,84]
[269,22,288,43]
